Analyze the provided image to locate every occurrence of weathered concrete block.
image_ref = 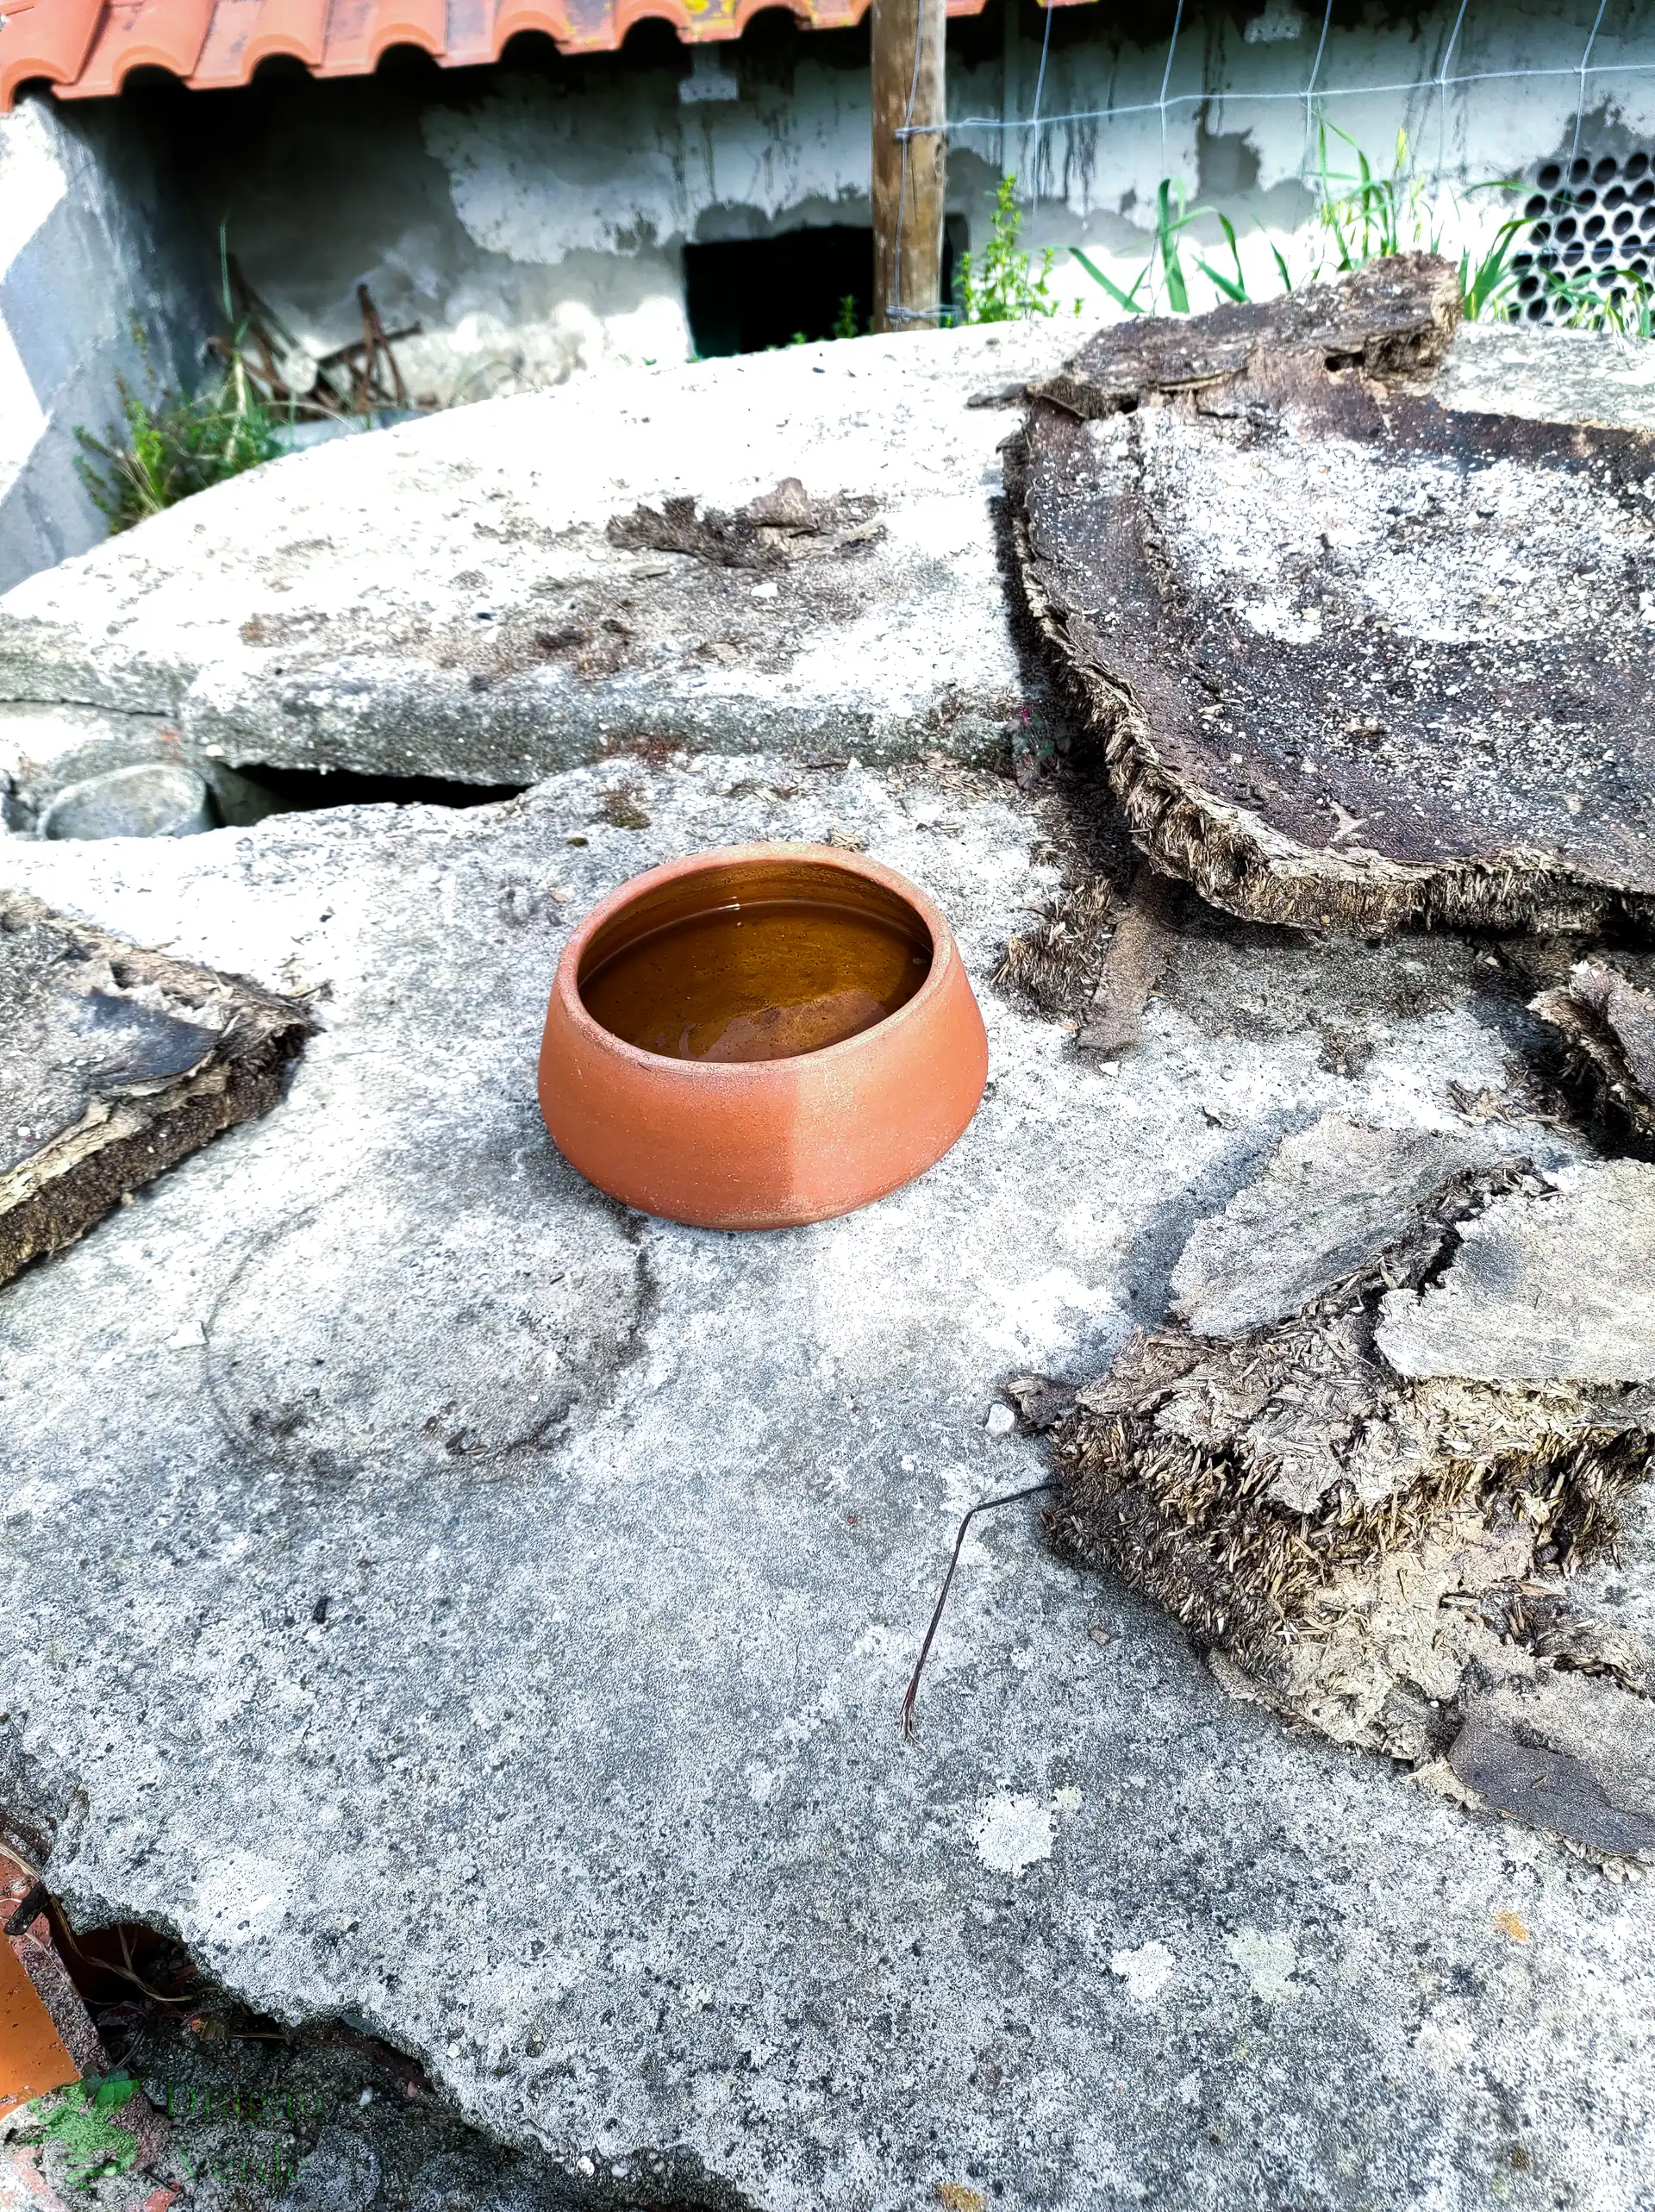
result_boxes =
[6,760,1648,2207]
[0,321,1093,813]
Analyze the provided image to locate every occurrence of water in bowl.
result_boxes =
[581,898,932,1062]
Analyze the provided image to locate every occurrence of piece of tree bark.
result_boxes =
[1009,255,1655,934]
[0,891,311,1285]
[1039,1118,1655,1861]
[1533,961,1655,1138]
[1076,866,1183,1053]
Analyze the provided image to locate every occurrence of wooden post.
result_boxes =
[870,0,947,333]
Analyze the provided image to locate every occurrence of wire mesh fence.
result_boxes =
[887,0,1655,331]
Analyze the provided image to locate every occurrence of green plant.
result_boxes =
[1071,181,1242,315]
[1525,262,1655,335]
[1315,123,1421,270]
[958,175,1066,323]
[1067,130,1534,329]
[75,233,283,532]
[1458,218,1527,322]
[833,293,861,341]
[1312,125,1524,322]
[75,352,280,530]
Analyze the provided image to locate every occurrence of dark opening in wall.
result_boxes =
[685,228,876,356]
[684,224,964,356]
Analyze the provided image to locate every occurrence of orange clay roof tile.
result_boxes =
[228,0,331,74]
[62,0,217,97]
[1,0,111,106]
[2,0,1092,109]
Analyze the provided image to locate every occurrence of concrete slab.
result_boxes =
[6,756,1655,2209]
[0,321,1095,818]
[3,314,1653,830]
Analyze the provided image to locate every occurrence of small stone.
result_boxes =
[984,1404,1015,1437]
[40,763,214,840]
[167,1322,206,1350]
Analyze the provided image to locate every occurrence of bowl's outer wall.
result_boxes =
[537,847,990,1229]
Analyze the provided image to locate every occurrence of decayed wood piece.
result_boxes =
[0,891,310,1286]
[1037,1118,1655,1859]
[1533,960,1655,1137]
[1009,254,1655,933]
[1076,867,1183,1054]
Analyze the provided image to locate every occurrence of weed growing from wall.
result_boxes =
[1061,128,1629,332]
[957,176,1073,323]
[74,339,281,533]
[75,236,285,534]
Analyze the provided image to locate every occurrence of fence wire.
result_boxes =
[886,0,1655,323]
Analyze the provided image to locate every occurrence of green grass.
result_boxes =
[75,350,281,533]
[75,234,286,533]
[1062,125,1650,335]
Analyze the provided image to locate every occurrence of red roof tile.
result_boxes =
[0,0,106,107]
[2,0,1095,108]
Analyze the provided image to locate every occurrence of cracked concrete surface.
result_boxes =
[5,312,1655,2209]
[4,755,1655,2209]
[1,312,1649,825]
[0,322,1096,815]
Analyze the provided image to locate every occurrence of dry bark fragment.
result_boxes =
[1076,867,1183,1054]
[1009,254,1655,934]
[1038,1118,1655,1858]
[607,480,881,569]
[0,890,311,1285]
[1533,961,1655,1138]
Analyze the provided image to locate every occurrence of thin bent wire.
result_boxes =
[1432,0,1471,191]
[1025,0,1056,196]
[1158,0,1187,175]
[888,0,929,323]
[1571,0,1612,169]
[1300,0,1333,179]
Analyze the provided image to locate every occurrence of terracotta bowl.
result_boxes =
[538,843,988,1229]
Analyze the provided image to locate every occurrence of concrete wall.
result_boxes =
[167,0,1655,405]
[4,0,1653,590]
[0,93,215,594]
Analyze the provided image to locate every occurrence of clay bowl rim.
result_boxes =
[553,842,959,1081]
